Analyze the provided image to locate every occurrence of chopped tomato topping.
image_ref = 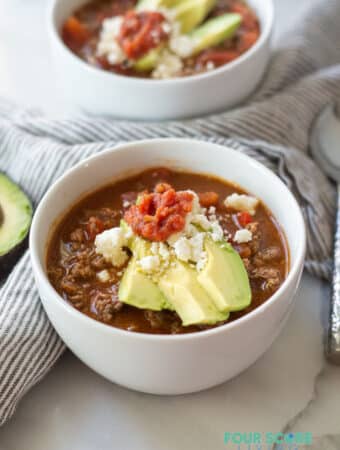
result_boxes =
[62,17,91,50]
[118,11,169,60]
[229,1,259,31]
[198,191,219,207]
[124,183,194,242]
[237,211,252,227]
[86,217,104,240]
[197,49,240,67]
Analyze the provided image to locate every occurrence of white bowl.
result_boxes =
[47,0,274,120]
[30,139,305,395]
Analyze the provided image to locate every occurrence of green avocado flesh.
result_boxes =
[173,0,216,33]
[158,260,228,326]
[134,0,216,70]
[134,10,241,72]
[118,237,173,311]
[134,47,163,72]
[190,13,242,55]
[197,238,251,313]
[0,173,32,257]
[119,257,170,310]
[118,230,251,327]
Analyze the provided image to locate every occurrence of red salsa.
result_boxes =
[124,183,194,241]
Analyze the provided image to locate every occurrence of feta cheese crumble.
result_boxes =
[234,229,253,244]
[151,50,183,79]
[224,193,259,215]
[96,269,111,282]
[139,255,161,273]
[166,191,224,271]
[169,35,195,58]
[97,16,126,65]
[95,227,129,267]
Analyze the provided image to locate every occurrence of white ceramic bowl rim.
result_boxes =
[30,138,305,342]
[47,0,274,86]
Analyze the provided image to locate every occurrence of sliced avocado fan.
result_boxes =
[0,173,32,257]
[134,12,241,72]
[134,0,217,71]
[173,0,216,34]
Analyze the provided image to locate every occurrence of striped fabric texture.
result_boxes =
[0,0,340,426]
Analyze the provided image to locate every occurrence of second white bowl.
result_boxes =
[48,0,274,120]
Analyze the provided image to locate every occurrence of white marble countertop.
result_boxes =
[0,1,339,449]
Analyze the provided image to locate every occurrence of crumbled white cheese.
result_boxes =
[97,16,126,65]
[173,237,192,262]
[122,200,131,208]
[210,221,224,242]
[234,229,253,244]
[102,16,123,36]
[169,35,195,58]
[152,50,183,79]
[95,227,128,267]
[206,61,215,71]
[224,193,259,215]
[196,253,208,272]
[158,242,170,260]
[161,21,172,34]
[96,270,111,282]
[208,206,216,215]
[192,214,211,231]
[139,255,161,273]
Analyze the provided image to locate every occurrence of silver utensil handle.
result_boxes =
[327,183,340,363]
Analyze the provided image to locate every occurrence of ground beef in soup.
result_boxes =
[47,168,288,335]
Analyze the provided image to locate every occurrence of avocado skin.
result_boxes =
[0,173,32,280]
[0,236,28,282]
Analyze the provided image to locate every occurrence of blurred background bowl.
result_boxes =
[48,0,274,120]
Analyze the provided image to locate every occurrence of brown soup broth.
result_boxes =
[47,168,288,335]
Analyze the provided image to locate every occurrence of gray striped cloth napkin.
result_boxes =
[0,0,340,426]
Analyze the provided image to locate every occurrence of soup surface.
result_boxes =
[62,0,260,79]
[47,168,288,335]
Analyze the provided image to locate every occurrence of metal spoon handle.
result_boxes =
[327,183,340,363]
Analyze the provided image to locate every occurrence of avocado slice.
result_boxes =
[134,47,163,72]
[159,260,228,326]
[173,0,216,34]
[134,0,217,71]
[190,13,242,55]
[0,173,32,276]
[197,238,251,313]
[119,256,171,310]
[136,0,180,11]
[118,236,173,311]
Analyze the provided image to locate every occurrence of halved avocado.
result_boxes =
[0,173,32,277]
